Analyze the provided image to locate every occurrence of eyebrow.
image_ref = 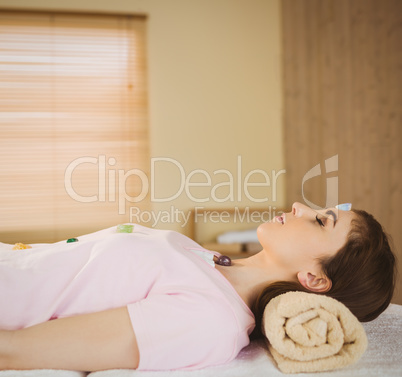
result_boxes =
[325,210,337,227]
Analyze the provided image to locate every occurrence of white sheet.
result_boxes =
[1,304,401,377]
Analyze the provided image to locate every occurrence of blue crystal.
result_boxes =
[335,203,352,211]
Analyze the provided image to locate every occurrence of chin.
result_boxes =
[257,222,273,246]
[257,222,268,233]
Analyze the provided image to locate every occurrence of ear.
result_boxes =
[297,271,332,293]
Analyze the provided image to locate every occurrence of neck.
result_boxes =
[215,250,296,309]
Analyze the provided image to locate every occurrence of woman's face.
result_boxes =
[257,202,355,274]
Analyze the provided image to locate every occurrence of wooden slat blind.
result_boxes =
[0,11,150,243]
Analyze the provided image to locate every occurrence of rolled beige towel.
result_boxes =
[262,291,368,374]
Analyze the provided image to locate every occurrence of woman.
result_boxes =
[0,202,396,371]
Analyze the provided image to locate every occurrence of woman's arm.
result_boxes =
[1,307,139,371]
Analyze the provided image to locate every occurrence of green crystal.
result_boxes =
[117,224,134,233]
[67,238,79,243]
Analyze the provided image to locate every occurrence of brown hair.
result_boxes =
[250,209,397,340]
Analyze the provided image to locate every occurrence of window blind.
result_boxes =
[0,11,150,243]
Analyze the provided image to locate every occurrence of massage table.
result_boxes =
[1,303,401,377]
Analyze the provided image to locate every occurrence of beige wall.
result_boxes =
[282,0,402,304]
[0,0,284,237]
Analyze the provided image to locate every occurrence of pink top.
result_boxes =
[0,224,255,371]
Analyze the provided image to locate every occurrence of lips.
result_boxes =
[275,215,285,224]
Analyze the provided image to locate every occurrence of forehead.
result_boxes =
[321,209,356,251]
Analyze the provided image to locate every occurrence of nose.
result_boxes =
[292,202,302,217]
[292,202,314,218]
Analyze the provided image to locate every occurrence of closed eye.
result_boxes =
[316,215,325,227]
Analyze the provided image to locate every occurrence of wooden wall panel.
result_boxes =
[282,0,402,303]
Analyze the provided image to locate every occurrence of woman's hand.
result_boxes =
[3,307,139,371]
